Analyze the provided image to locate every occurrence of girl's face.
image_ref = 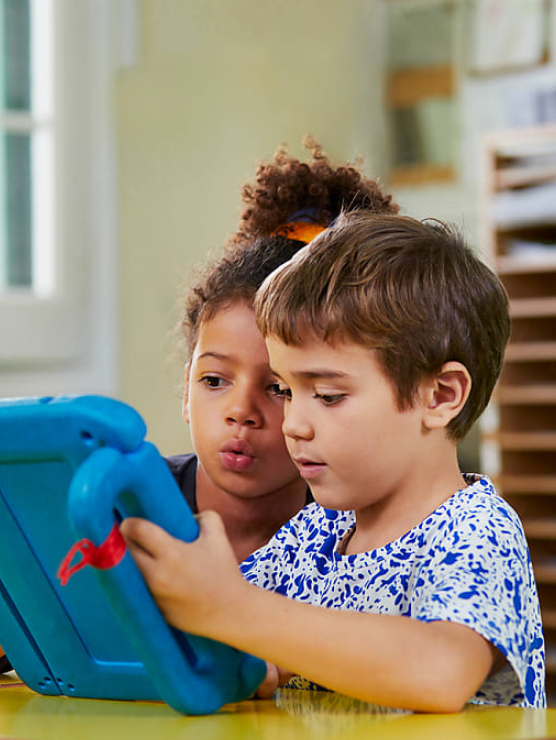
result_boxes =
[184,300,303,501]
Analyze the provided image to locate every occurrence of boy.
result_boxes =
[121,212,545,712]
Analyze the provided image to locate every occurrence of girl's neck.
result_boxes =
[195,471,308,563]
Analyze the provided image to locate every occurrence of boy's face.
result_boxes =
[266,335,426,514]
[185,301,302,501]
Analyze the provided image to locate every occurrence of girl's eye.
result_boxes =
[200,375,228,389]
[273,385,292,400]
[315,393,345,406]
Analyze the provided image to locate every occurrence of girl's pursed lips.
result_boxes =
[220,438,256,457]
[219,438,257,473]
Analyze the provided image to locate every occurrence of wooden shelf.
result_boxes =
[388,164,455,187]
[523,518,556,538]
[542,609,556,630]
[491,126,556,159]
[500,476,556,494]
[504,343,556,362]
[497,256,556,275]
[534,564,556,584]
[498,385,556,404]
[509,297,556,318]
[496,165,556,190]
[500,432,556,451]
[482,127,556,667]
[387,64,454,107]
[546,647,556,674]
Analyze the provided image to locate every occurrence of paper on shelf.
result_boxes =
[493,181,556,229]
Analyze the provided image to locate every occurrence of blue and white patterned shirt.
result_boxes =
[241,474,546,707]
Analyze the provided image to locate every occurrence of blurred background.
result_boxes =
[1,0,555,464]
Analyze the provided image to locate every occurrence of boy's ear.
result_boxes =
[422,361,471,432]
[182,363,191,424]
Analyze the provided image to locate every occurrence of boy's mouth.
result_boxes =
[293,457,327,480]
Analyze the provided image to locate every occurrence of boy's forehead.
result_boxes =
[265,334,376,377]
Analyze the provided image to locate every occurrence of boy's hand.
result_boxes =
[255,663,296,699]
[120,511,249,639]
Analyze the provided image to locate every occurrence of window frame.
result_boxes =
[0,0,135,395]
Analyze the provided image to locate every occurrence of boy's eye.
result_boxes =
[200,375,228,389]
[273,385,292,400]
[268,383,283,397]
[315,393,345,406]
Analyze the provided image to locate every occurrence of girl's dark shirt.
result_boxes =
[165,453,313,514]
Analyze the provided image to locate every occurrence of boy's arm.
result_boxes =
[121,512,496,713]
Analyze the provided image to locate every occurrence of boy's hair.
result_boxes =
[181,140,398,356]
[255,212,511,441]
[233,137,398,243]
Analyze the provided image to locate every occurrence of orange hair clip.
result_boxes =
[272,222,326,244]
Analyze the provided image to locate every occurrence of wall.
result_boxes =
[116,0,384,453]
[116,0,556,463]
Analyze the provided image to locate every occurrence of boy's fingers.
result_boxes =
[196,509,226,538]
[276,667,295,686]
[124,538,153,575]
[255,662,280,699]
[120,517,171,557]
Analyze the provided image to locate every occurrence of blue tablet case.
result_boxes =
[0,395,266,714]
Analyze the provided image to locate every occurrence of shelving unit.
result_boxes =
[383,0,459,188]
[387,63,456,186]
[480,125,556,703]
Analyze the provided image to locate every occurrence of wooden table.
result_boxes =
[1,674,555,740]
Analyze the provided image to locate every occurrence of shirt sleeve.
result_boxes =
[410,498,545,707]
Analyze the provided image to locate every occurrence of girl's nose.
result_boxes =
[225,387,263,428]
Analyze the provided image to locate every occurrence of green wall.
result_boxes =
[116,0,383,453]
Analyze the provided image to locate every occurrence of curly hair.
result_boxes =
[182,236,305,357]
[180,138,398,357]
[234,136,398,243]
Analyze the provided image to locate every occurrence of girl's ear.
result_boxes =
[182,363,191,423]
[422,361,471,432]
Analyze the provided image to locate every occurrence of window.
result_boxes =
[1,0,52,296]
[0,0,133,393]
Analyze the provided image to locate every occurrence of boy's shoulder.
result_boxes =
[428,474,525,543]
[413,474,527,554]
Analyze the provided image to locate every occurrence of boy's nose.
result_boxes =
[281,402,313,440]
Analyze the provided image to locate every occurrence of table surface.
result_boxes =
[0,674,555,740]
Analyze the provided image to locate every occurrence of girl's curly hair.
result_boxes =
[234,136,398,243]
[180,138,398,357]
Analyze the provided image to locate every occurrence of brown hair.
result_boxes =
[233,137,398,243]
[255,212,510,441]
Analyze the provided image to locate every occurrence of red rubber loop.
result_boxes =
[57,523,126,586]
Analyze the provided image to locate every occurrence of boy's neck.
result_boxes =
[195,471,308,563]
[346,448,467,555]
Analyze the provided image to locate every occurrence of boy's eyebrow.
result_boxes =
[270,368,349,381]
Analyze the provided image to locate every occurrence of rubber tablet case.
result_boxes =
[0,395,266,714]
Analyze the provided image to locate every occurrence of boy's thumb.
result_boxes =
[195,509,226,539]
